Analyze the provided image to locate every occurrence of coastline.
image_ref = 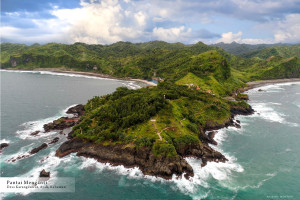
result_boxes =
[1,68,157,87]
[3,68,300,180]
[241,78,300,92]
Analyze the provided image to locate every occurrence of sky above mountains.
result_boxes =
[1,0,300,45]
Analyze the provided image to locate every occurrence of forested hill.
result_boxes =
[211,42,294,56]
[1,41,300,82]
[1,41,224,80]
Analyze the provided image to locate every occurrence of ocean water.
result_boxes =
[1,70,300,200]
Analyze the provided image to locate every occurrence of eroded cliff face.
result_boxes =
[55,137,229,179]
[55,138,194,179]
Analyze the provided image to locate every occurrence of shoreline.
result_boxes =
[242,78,300,92]
[3,68,300,179]
[1,68,157,87]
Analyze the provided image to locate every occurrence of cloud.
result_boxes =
[1,0,299,44]
[216,31,243,43]
[52,0,148,44]
[272,14,300,43]
[216,14,300,44]
[216,31,275,44]
[152,26,192,42]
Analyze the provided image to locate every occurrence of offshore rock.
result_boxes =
[40,169,50,177]
[30,143,48,154]
[49,137,59,144]
[0,143,9,150]
[30,131,40,136]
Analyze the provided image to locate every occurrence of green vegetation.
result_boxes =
[229,44,300,80]
[212,41,286,56]
[72,81,248,157]
[2,41,299,82]
[2,40,300,158]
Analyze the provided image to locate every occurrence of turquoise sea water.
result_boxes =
[1,70,300,199]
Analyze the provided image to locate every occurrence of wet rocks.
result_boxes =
[43,117,78,132]
[30,131,40,136]
[0,143,9,150]
[40,169,50,177]
[200,144,228,167]
[56,138,194,179]
[230,105,254,116]
[8,154,30,162]
[43,105,84,133]
[66,104,85,117]
[49,137,59,144]
[198,129,218,145]
[234,122,241,129]
[207,131,218,145]
[30,143,48,154]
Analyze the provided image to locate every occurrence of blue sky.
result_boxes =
[1,0,300,44]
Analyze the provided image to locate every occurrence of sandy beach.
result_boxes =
[241,78,300,92]
[3,68,157,86]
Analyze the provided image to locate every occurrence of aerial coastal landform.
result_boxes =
[1,41,300,180]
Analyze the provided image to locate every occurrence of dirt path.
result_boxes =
[151,118,162,141]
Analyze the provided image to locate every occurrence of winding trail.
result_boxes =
[151,118,162,141]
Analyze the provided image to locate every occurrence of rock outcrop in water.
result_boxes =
[40,169,50,177]
[49,137,59,144]
[30,143,48,154]
[43,105,85,132]
[0,143,9,151]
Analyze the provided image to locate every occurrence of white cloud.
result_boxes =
[216,14,300,44]
[152,26,192,43]
[273,14,300,43]
[134,11,147,27]
[2,0,299,45]
[216,31,243,43]
[46,0,149,44]
[216,31,275,44]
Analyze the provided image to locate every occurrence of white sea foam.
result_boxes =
[3,143,35,163]
[285,148,292,152]
[213,129,228,144]
[275,82,300,86]
[247,81,300,94]
[255,84,285,92]
[7,151,67,196]
[74,125,244,199]
[1,69,114,81]
[269,102,282,105]
[0,139,11,144]
[251,103,299,127]
[172,152,244,197]
[251,103,285,123]
[122,81,142,89]
[15,105,77,140]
